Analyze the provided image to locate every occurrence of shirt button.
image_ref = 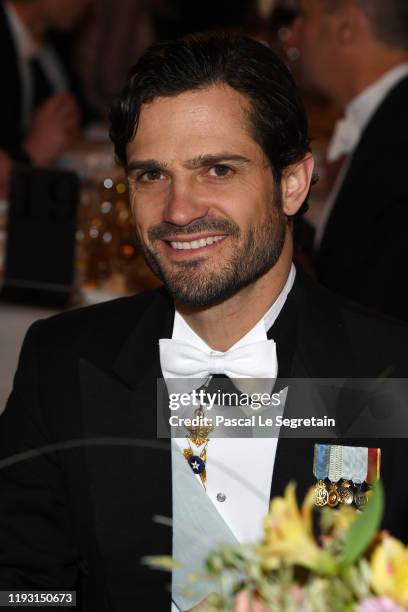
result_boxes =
[216,492,226,502]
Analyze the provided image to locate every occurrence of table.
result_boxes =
[0,288,119,413]
[0,302,56,413]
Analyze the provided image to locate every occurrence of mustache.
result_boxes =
[148,219,240,241]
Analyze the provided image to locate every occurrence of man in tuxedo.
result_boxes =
[1,32,408,611]
[0,0,93,166]
[289,0,408,321]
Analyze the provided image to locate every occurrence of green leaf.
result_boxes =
[141,555,181,571]
[340,480,384,569]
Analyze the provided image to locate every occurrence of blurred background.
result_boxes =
[1,0,407,408]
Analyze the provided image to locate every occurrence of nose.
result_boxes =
[163,177,210,227]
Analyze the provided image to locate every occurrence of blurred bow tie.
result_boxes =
[327,116,359,162]
[159,338,277,394]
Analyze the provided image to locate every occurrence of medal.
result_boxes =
[341,445,368,509]
[183,405,213,489]
[313,444,329,507]
[327,483,340,507]
[313,444,378,510]
[314,480,329,506]
[183,439,209,489]
[184,407,214,446]
[327,445,342,507]
[337,480,354,505]
[354,485,368,510]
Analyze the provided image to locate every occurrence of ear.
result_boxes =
[333,2,366,46]
[281,154,315,217]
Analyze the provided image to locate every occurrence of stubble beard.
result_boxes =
[140,209,287,307]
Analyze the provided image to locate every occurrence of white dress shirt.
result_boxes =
[166,264,295,545]
[315,63,408,249]
[4,2,69,133]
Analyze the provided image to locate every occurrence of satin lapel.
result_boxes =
[270,275,358,502]
[79,290,175,598]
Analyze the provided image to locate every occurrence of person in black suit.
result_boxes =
[1,32,408,611]
[289,0,408,321]
[0,0,93,166]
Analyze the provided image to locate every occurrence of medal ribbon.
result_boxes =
[328,445,343,483]
[313,444,329,480]
[367,447,381,484]
[342,446,368,484]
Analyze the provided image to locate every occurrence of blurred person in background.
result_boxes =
[0,0,94,168]
[77,0,155,117]
[289,0,408,321]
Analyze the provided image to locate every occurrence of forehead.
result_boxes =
[128,85,260,161]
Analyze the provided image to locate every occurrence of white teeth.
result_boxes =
[170,235,226,250]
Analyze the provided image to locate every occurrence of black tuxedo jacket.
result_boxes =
[315,76,408,321]
[0,1,95,159]
[1,274,408,611]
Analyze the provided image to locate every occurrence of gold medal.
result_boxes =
[184,407,214,446]
[327,483,340,507]
[313,480,328,507]
[338,480,354,505]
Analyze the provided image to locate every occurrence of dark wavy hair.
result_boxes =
[110,31,312,211]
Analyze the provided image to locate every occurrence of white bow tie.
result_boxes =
[159,338,278,394]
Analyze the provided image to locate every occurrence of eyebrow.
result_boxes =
[126,159,168,175]
[126,152,251,175]
[185,153,251,169]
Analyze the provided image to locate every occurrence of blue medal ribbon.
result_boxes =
[314,444,329,480]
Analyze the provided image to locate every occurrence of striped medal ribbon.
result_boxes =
[327,445,343,507]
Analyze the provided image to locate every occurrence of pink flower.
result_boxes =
[357,596,406,612]
[288,585,305,605]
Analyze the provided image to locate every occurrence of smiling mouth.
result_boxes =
[166,235,227,251]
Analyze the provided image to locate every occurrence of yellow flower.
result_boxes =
[320,503,359,536]
[258,482,323,571]
[370,536,408,608]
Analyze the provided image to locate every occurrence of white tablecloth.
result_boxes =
[0,303,57,413]
[0,289,118,413]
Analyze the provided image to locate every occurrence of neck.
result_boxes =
[335,47,408,108]
[10,1,46,44]
[176,231,293,351]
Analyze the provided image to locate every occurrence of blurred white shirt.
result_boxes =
[168,265,295,611]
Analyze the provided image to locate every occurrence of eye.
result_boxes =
[137,169,166,183]
[208,164,233,178]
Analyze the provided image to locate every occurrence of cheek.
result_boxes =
[130,189,165,226]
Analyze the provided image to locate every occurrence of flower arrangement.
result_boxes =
[147,481,408,611]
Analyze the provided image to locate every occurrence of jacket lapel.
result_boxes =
[79,289,175,601]
[270,274,358,501]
